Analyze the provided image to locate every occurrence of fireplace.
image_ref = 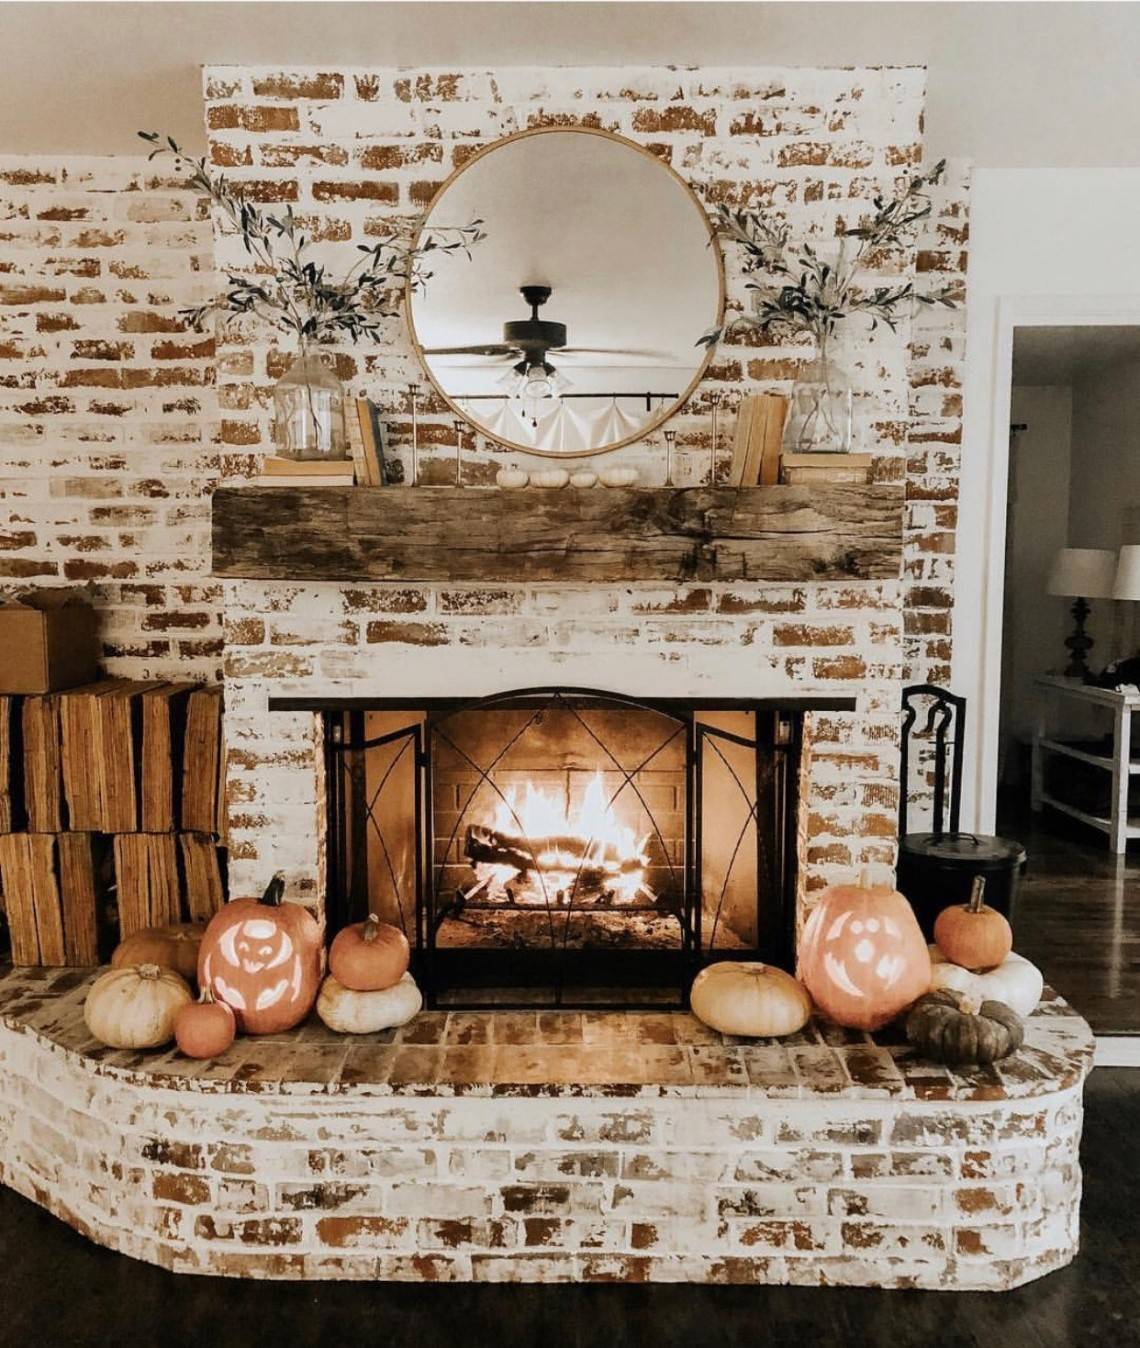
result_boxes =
[315,687,809,1008]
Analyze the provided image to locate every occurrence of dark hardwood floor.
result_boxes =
[998,806,1140,1034]
[0,1069,1135,1348]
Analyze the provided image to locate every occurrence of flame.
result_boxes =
[479,770,649,903]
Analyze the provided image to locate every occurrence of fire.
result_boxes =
[470,770,650,905]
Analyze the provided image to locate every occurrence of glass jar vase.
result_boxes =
[783,343,855,455]
[273,350,348,461]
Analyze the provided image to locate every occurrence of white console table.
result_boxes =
[1032,674,1140,853]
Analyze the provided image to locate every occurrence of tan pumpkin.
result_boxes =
[328,914,410,992]
[316,972,422,1035]
[928,945,1043,1017]
[84,963,193,1049]
[906,987,1024,1065]
[690,962,812,1038]
[174,987,236,1060]
[933,876,1013,971]
[111,922,206,983]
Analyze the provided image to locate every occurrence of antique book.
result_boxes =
[60,679,133,832]
[22,693,65,832]
[140,682,196,833]
[179,832,226,922]
[0,832,39,965]
[780,452,872,485]
[57,832,100,965]
[113,833,182,936]
[181,687,224,835]
[0,694,18,832]
[99,681,165,834]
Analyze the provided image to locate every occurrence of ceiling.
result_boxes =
[1012,327,1140,385]
[2,3,1139,165]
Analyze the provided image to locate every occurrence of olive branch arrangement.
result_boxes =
[138,132,485,347]
[699,160,958,350]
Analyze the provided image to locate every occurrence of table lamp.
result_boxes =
[1113,545,1140,603]
[1046,547,1116,680]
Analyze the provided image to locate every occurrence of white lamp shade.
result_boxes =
[1046,547,1117,599]
[1113,545,1140,601]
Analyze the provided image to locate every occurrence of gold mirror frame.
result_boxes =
[406,125,726,460]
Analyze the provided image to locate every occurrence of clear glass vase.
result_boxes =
[783,343,854,454]
[273,350,348,461]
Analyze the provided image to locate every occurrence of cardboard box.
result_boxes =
[0,592,99,693]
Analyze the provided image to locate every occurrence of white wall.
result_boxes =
[1000,386,1072,775]
[955,168,1140,830]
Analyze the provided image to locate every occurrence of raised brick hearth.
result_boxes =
[0,965,1092,1287]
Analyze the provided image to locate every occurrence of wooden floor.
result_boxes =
[0,1067,1133,1346]
[999,806,1140,1034]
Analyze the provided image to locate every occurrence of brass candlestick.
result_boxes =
[452,419,465,486]
[664,428,677,488]
[709,391,722,485]
[407,382,421,485]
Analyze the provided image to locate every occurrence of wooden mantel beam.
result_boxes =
[211,484,904,584]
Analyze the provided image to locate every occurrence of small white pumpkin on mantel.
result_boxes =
[316,971,423,1035]
[927,945,1043,1018]
[689,961,812,1038]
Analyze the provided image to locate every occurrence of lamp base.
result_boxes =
[1063,595,1094,681]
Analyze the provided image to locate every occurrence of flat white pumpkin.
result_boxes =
[316,972,422,1035]
[690,961,812,1038]
[927,945,1043,1017]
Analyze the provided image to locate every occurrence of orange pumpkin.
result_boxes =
[798,871,932,1031]
[933,876,1013,971]
[329,913,410,992]
[111,922,206,984]
[174,987,236,1059]
[197,873,322,1035]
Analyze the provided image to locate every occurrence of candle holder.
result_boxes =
[708,391,722,485]
[663,429,677,488]
[407,382,421,485]
[452,419,465,487]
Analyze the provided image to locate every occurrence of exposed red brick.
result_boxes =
[312,180,398,204]
[251,72,344,100]
[206,105,301,133]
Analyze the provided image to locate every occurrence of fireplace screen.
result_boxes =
[324,688,801,1009]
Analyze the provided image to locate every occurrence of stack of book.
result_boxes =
[0,679,228,964]
[727,394,788,487]
[255,456,355,488]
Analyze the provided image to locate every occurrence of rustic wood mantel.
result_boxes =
[211,484,904,584]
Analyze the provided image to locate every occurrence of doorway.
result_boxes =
[997,325,1140,1034]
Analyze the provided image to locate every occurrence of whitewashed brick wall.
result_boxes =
[0,159,220,679]
[203,65,967,909]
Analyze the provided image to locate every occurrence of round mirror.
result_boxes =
[408,127,724,458]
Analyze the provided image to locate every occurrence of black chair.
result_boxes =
[897,684,1026,940]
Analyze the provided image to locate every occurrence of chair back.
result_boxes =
[899,684,966,837]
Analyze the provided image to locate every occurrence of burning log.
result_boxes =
[464,823,641,875]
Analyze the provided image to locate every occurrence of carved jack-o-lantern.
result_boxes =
[798,871,931,1032]
[197,873,322,1035]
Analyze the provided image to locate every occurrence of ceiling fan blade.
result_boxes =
[556,346,673,358]
[424,345,518,358]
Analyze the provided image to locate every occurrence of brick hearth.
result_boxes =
[0,965,1092,1287]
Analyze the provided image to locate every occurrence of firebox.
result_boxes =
[316,688,810,1009]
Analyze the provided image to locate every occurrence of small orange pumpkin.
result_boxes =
[798,870,932,1031]
[329,913,410,992]
[198,873,322,1035]
[174,987,236,1059]
[933,876,1013,971]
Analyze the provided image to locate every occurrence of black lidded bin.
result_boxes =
[897,832,1027,941]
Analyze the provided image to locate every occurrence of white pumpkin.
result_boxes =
[690,961,812,1038]
[316,972,423,1035]
[927,945,1043,1017]
[84,963,194,1049]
